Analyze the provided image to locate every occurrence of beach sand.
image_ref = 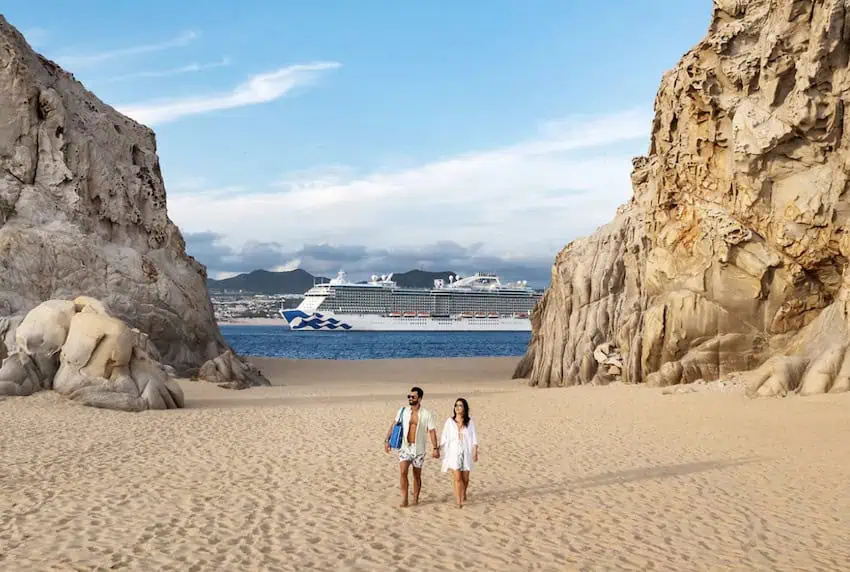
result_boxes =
[2,357,849,571]
[217,318,289,327]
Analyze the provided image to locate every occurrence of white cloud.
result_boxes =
[181,186,247,198]
[96,57,232,84]
[165,176,208,193]
[186,234,556,286]
[164,176,247,197]
[56,30,198,68]
[168,108,651,261]
[272,165,356,191]
[117,62,341,125]
[213,271,243,280]
[270,259,302,273]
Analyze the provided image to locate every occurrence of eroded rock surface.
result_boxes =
[0,297,183,410]
[198,351,270,389]
[1,16,218,374]
[0,17,268,388]
[517,0,850,397]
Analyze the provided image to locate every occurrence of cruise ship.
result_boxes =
[279,271,541,331]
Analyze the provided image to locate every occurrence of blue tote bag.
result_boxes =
[388,407,405,449]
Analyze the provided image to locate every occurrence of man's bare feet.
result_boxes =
[411,498,419,506]
[399,499,409,508]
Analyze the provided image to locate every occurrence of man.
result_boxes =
[384,386,439,507]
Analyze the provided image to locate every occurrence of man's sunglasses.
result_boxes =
[407,394,418,399]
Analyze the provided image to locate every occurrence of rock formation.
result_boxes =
[0,16,268,392]
[197,351,269,390]
[0,296,183,410]
[516,0,850,397]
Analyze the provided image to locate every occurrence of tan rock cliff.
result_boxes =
[516,0,850,396]
[0,16,268,388]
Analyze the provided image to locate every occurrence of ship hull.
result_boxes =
[280,310,531,331]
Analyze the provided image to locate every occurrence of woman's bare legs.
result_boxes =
[451,469,464,508]
[460,471,470,502]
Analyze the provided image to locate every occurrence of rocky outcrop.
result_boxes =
[0,297,183,410]
[197,351,268,389]
[0,16,268,388]
[517,0,850,397]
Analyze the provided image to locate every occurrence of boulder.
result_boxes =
[197,351,270,389]
[517,0,850,397]
[0,297,184,410]
[0,300,75,395]
[593,342,623,383]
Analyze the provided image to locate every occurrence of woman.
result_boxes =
[440,398,479,508]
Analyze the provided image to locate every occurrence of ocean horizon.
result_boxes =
[219,325,531,360]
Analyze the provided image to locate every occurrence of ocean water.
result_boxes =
[220,325,532,360]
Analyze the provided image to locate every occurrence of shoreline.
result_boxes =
[217,317,289,327]
[245,355,521,386]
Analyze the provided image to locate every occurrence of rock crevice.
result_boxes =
[517,0,850,397]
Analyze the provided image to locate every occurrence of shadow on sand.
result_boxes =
[468,457,765,504]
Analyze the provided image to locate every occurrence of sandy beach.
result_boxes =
[2,357,849,571]
[217,318,290,327]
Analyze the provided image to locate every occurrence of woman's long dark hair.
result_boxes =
[453,398,470,427]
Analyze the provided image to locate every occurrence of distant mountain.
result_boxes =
[207,268,459,294]
[207,269,326,295]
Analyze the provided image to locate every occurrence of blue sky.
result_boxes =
[4,1,711,286]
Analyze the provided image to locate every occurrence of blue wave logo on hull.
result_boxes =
[282,310,352,330]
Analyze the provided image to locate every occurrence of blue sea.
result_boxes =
[220,325,531,360]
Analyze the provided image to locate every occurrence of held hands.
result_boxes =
[432,445,440,459]
[384,441,390,454]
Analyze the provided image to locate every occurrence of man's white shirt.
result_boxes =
[399,406,437,456]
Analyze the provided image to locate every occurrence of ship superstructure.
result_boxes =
[280,271,541,331]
